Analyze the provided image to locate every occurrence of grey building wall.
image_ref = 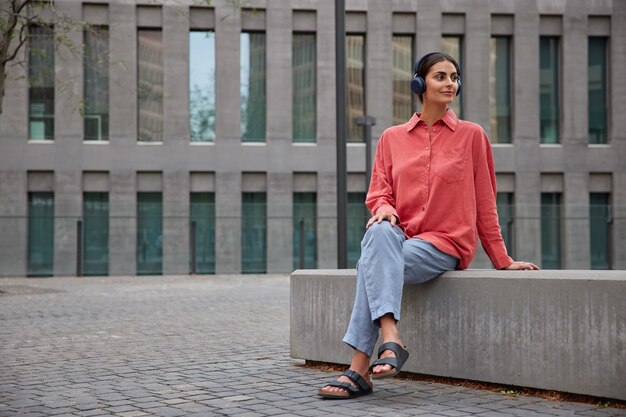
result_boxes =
[0,0,624,276]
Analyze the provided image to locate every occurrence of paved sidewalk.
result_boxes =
[1,275,624,417]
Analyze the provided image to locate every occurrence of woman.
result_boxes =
[318,52,539,399]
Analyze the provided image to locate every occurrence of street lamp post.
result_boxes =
[336,0,347,268]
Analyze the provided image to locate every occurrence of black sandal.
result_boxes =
[318,369,373,399]
[369,342,410,379]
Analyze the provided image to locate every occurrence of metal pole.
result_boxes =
[336,0,347,268]
[299,218,305,270]
[76,220,83,277]
[190,220,197,274]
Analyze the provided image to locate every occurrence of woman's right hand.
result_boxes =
[366,212,398,228]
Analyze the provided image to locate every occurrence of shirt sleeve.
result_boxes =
[365,132,399,220]
[472,129,513,270]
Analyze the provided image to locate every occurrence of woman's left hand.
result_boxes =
[504,261,540,270]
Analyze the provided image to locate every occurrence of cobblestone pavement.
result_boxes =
[1,275,624,417]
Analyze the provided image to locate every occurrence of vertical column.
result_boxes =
[366,0,392,138]
[54,171,81,275]
[562,0,587,146]
[316,2,336,146]
[267,172,293,273]
[215,171,241,273]
[109,171,136,276]
[266,0,292,143]
[0,23,27,139]
[515,172,542,265]
[163,170,189,274]
[612,1,626,269]
[0,172,27,276]
[215,0,241,141]
[317,171,338,268]
[163,4,190,144]
[464,2,490,128]
[564,173,590,268]
[613,173,626,270]
[109,2,137,144]
[54,1,83,145]
[416,0,442,57]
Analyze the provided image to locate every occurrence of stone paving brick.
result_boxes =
[2,275,625,417]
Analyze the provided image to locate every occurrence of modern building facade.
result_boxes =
[0,0,624,277]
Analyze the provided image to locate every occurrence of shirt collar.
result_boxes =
[406,108,458,132]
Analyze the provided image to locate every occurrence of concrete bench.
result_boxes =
[290,269,626,401]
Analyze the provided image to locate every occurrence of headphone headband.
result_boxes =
[411,52,461,97]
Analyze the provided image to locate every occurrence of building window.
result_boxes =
[496,192,514,256]
[346,34,365,142]
[588,37,608,144]
[242,192,266,273]
[490,36,512,143]
[83,192,109,276]
[28,192,54,276]
[541,192,562,269]
[28,25,55,141]
[347,192,368,268]
[293,192,317,269]
[442,35,463,118]
[190,192,216,274]
[293,33,316,142]
[137,192,163,275]
[83,26,109,141]
[392,35,414,125]
[137,29,164,142]
[590,193,611,269]
[241,32,266,142]
[189,31,216,142]
[540,36,560,144]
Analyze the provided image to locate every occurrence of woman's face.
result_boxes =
[423,60,459,106]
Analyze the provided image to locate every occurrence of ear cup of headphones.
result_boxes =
[411,76,426,95]
[456,78,462,96]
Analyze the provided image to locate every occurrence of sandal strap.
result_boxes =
[377,342,406,359]
[324,381,359,393]
[371,356,400,370]
[341,369,371,391]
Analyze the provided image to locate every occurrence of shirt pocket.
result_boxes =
[435,149,468,183]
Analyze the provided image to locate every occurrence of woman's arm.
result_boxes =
[365,133,399,226]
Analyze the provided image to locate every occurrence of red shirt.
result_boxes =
[366,109,513,270]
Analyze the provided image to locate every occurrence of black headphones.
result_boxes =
[411,52,462,96]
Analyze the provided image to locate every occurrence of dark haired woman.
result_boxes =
[318,52,539,399]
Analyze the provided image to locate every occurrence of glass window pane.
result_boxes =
[496,192,514,256]
[84,27,109,141]
[347,192,368,268]
[241,32,266,142]
[588,37,608,144]
[293,192,317,269]
[540,36,560,144]
[242,192,266,273]
[442,36,463,118]
[190,192,216,274]
[541,193,562,269]
[590,193,610,269]
[346,35,365,142]
[28,192,54,276]
[189,31,216,142]
[29,25,55,141]
[293,33,316,142]
[490,37,512,144]
[138,30,164,142]
[392,35,414,125]
[137,192,163,275]
[83,192,109,276]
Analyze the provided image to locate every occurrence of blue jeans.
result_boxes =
[342,221,458,357]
